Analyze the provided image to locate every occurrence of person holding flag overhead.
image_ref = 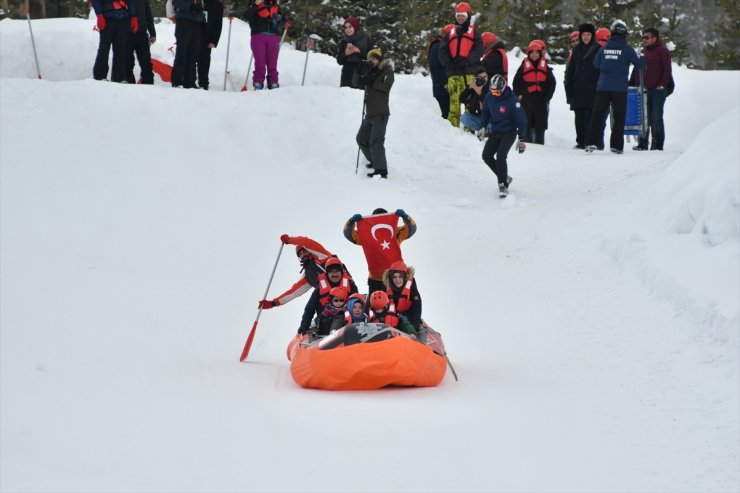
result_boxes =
[343,208,417,294]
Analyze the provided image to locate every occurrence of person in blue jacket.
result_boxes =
[427,27,451,118]
[585,20,646,154]
[476,74,528,198]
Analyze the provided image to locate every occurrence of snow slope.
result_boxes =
[1,17,739,493]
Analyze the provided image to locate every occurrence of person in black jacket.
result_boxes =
[243,0,285,89]
[459,65,489,131]
[195,0,223,90]
[564,23,600,149]
[336,16,370,88]
[297,258,358,335]
[513,40,556,144]
[125,0,155,84]
[171,0,206,88]
[480,31,508,81]
[427,27,450,118]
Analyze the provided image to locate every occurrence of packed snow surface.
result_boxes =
[1,16,739,493]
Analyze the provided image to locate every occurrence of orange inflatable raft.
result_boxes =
[286,323,451,390]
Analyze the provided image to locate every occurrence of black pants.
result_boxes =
[172,19,202,88]
[356,114,389,171]
[435,93,450,119]
[197,33,212,89]
[587,91,627,151]
[482,130,516,185]
[521,96,548,144]
[573,108,591,147]
[340,63,360,88]
[125,31,153,84]
[93,18,129,82]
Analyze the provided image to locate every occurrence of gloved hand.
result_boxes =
[96,14,106,31]
[130,16,139,33]
[280,234,290,244]
[517,140,526,154]
[350,213,362,222]
[258,299,277,309]
[297,325,309,335]
[476,127,488,141]
[395,209,407,219]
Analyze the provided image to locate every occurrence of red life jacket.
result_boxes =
[387,280,413,313]
[316,272,352,306]
[521,58,548,93]
[482,47,508,80]
[447,25,476,59]
[102,0,128,10]
[368,302,399,328]
[257,2,279,18]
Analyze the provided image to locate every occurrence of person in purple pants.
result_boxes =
[243,0,286,90]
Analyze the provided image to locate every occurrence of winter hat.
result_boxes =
[344,16,360,32]
[595,27,611,43]
[570,31,580,40]
[367,48,383,61]
[527,39,546,53]
[578,23,596,35]
[481,31,497,46]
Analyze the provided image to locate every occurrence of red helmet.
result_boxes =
[527,39,546,52]
[481,32,497,46]
[454,2,472,15]
[329,286,347,300]
[570,30,580,40]
[388,260,408,274]
[370,291,389,311]
[595,27,611,43]
[324,257,342,272]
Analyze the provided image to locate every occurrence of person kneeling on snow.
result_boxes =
[367,291,416,336]
[297,258,358,335]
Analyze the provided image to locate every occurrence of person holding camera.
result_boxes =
[352,49,394,179]
[476,74,528,198]
[459,66,490,132]
[171,0,206,88]
[512,40,556,144]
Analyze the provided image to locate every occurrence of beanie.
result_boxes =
[367,48,383,61]
[344,16,360,32]
[578,23,596,35]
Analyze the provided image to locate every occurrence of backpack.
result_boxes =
[666,74,675,96]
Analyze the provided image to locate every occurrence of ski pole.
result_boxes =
[444,353,459,381]
[301,37,311,86]
[354,99,366,174]
[239,242,285,362]
[25,0,42,79]
[240,53,253,92]
[222,16,233,91]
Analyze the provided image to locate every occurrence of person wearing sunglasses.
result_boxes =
[297,258,358,335]
[630,28,672,151]
[314,287,350,336]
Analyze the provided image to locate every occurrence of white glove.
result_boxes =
[476,127,488,141]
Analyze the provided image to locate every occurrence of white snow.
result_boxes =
[1,16,739,493]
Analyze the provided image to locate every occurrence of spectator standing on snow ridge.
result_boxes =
[343,208,417,295]
[297,258,358,335]
[477,74,528,198]
[438,2,484,128]
[480,31,508,81]
[630,27,672,151]
[564,23,600,149]
[337,16,371,88]
[459,65,490,132]
[257,234,334,310]
[427,26,452,118]
[512,39,556,145]
[353,49,395,179]
[585,20,646,154]
[91,0,138,82]
[195,0,224,90]
[243,0,286,90]
[124,0,155,84]
[171,0,206,88]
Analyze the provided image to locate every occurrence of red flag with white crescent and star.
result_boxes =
[356,213,404,279]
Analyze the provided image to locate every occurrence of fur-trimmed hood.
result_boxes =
[382,266,415,290]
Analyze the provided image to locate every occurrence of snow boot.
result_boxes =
[585,145,597,153]
[367,170,387,179]
[610,148,623,154]
[498,183,509,198]
[253,82,264,90]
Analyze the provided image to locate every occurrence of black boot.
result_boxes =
[367,170,387,179]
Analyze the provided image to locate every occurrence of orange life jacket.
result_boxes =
[447,25,476,59]
[387,280,413,313]
[482,47,508,80]
[368,302,399,328]
[257,2,279,18]
[521,58,548,93]
[316,272,352,306]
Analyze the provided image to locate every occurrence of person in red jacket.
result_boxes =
[513,39,556,144]
[630,27,672,151]
[258,234,333,309]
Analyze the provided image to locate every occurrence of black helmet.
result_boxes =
[610,20,628,36]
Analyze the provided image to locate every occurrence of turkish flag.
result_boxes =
[356,213,404,279]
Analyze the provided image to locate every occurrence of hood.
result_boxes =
[382,266,415,290]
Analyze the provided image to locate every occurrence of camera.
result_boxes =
[475,75,486,87]
[357,60,374,76]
